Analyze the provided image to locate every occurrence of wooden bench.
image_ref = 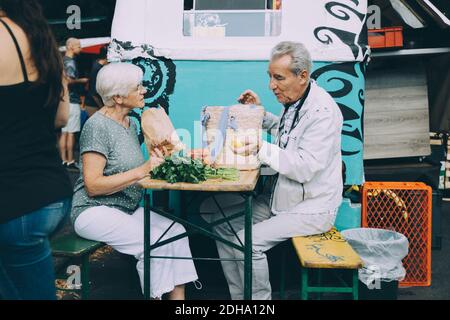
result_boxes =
[281,228,363,300]
[51,232,105,299]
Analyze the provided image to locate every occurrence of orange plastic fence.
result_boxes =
[362,182,432,287]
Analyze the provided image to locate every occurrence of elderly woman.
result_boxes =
[70,62,198,300]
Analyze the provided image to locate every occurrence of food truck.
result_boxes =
[108,0,369,185]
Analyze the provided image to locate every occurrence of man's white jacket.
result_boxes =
[258,80,344,215]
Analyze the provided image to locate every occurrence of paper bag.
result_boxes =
[141,108,185,157]
[202,104,264,170]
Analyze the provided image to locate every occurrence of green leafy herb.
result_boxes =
[205,167,240,181]
[151,154,239,184]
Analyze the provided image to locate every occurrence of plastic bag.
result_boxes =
[341,228,409,286]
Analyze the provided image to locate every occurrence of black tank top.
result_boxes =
[0,19,72,223]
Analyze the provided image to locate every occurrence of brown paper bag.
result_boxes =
[141,108,185,157]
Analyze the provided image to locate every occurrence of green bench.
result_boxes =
[51,232,105,299]
[280,228,363,300]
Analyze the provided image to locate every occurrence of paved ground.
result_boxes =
[55,168,450,300]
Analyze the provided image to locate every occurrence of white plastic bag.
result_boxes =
[341,228,409,286]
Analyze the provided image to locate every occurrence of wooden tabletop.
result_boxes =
[138,170,260,192]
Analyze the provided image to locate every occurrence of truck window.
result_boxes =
[183,0,282,37]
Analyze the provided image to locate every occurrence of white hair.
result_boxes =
[271,41,312,77]
[96,63,143,107]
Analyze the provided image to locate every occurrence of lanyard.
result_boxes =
[278,82,311,145]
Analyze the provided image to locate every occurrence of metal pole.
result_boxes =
[301,268,308,300]
[353,270,359,300]
[244,194,253,300]
[81,255,90,299]
[144,192,151,299]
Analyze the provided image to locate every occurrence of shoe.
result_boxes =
[62,161,67,167]
[66,161,78,170]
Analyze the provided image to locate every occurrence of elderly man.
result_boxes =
[201,41,343,300]
[58,37,88,169]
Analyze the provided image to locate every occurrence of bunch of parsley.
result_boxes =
[150,154,240,184]
[151,154,207,184]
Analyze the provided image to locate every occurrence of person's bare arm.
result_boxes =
[83,149,164,197]
[54,77,70,128]
[67,77,89,85]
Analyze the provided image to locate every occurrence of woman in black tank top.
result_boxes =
[0,0,73,300]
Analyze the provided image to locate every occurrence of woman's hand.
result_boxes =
[149,147,165,170]
[139,147,165,178]
[188,148,211,165]
[237,90,261,105]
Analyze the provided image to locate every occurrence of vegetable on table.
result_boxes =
[150,154,239,184]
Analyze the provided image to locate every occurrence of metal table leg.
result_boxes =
[352,270,359,300]
[244,194,253,300]
[144,192,151,300]
[301,267,308,300]
[81,255,90,299]
[143,190,254,300]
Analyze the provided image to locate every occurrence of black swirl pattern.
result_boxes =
[326,78,353,98]
[311,62,364,167]
[337,102,360,121]
[314,27,360,59]
[311,62,359,79]
[110,39,177,145]
[359,88,365,141]
[314,1,367,60]
[325,2,365,21]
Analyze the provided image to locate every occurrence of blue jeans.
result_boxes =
[0,198,71,300]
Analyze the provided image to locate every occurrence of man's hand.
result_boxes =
[230,135,262,156]
[237,90,261,105]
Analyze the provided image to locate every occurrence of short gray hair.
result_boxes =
[96,63,143,107]
[271,41,312,77]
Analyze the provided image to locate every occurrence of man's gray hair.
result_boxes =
[96,62,143,107]
[271,41,312,77]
